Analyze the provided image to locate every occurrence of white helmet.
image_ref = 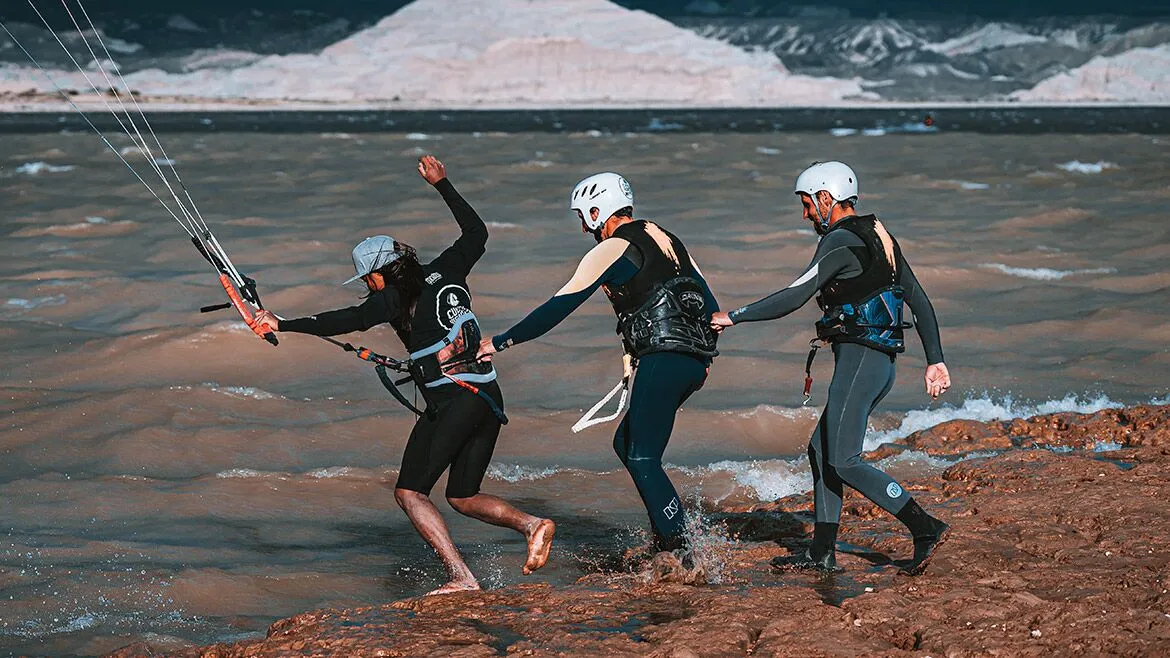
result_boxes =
[570,172,634,231]
[794,161,859,205]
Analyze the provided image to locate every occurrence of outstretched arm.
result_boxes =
[422,155,489,277]
[488,239,638,352]
[263,289,402,337]
[721,231,861,325]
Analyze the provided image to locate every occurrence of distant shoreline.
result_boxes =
[2,104,1169,134]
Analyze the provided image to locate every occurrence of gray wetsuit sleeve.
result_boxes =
[899,261,945,364]
[727,231,863,324]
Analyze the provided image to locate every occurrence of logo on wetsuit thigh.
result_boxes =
[663,497,680,520]
[886,482,904,499]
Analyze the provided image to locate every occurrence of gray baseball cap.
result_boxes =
[342,235,405,285]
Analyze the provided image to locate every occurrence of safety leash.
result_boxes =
[442,374,509,425]
[803,338,830,405]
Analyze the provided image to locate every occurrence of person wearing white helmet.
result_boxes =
[710,161,951,576]
[478,172,720,557]
[254,156,555,596]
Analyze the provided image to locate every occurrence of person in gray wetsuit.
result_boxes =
[711,161,952,575]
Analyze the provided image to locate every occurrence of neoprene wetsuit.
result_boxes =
[279,178,502,499]
[492,220,718,550]
[729,215,943,525]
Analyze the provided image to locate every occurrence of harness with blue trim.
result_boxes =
[802,215,913,404]
[321,312,507,424]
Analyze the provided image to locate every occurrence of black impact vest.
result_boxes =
[815,215,911,354]
[604,221,719,359]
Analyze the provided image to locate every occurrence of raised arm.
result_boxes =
[421,156,489,277]
[491,238,638,351]
[726,231,861,324]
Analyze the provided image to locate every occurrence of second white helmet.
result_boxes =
[794,161,859,205]
[570,172,634,231]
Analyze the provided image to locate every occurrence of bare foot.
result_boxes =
[523,519,556,575]
[425,580,480,596]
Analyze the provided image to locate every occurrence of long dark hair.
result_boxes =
[367,245,423,336]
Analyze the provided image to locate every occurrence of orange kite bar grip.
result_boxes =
[218,273,279,346]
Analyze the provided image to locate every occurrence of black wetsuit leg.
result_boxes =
[395,381,503,498]
[807,343,910,524]
[613,351,707,551]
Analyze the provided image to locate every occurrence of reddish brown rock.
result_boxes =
[901,418,1015,455]
[894,404,1170,456]
[107,406,1170,658]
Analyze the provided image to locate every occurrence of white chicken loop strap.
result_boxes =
[571,378,630,433]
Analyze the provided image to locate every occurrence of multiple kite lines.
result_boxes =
[1,0,278,344]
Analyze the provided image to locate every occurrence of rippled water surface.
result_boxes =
[2,129,1168,656]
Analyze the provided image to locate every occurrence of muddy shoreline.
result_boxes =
[97,405,1170,657]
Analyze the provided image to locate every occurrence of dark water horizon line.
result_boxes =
[2,106,1170,134]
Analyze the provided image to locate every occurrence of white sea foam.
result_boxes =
[307,466,358,479]
[950,180,990,190]
[215,468,268,479]
[1056,160,1119,174]
[872,449,987,472]
[486,463,567,482]
[14,162,74,175]
[205,384,281,400]
[5,295,66,309]
[755,146,780,155]
[729,403,819,422]
[863,393,1124,451]
[486,221,521,228]
[980,263,1116,280]
[675,458,812,502]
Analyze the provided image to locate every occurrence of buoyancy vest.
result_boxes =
[604,221,719,359]
[814,215,912,354]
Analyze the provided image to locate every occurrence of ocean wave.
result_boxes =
[215,468,274,479]
[727,404,819,422]
[14,162,74,175]
[486,463,579,482]
[862,393,1124,451]
[980,263,1117,280]
[307,467,359,479]
[1056,160,1119,174]
[5,295,66,310]
[202,384,282,400]
[678,458,811,502]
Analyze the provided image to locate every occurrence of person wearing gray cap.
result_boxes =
[254,155,554,596]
